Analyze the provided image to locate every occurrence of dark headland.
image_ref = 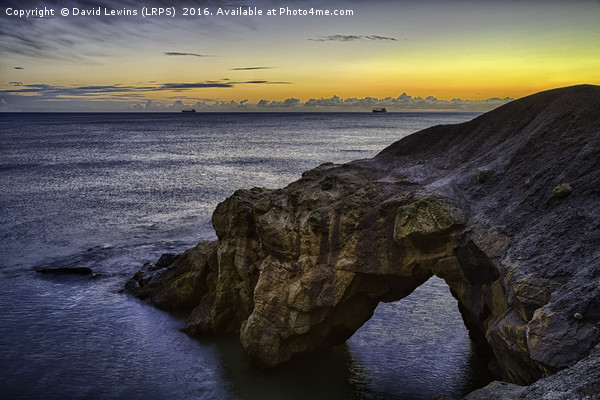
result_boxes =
[126,84,600,399]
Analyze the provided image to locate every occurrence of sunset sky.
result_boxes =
[1,0,599,111]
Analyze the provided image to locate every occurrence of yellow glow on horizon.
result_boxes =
[172,27,600,103]
[5,11,598,107]
[294,26,600,101]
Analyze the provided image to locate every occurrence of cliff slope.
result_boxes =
[126,85,600,396]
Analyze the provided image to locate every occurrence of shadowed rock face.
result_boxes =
[126,85,600,394]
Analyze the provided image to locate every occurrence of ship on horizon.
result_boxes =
[372,107,387,113]
[182,108,196,113]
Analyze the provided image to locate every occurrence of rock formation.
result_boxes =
[126,85,600,397]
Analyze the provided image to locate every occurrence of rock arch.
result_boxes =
[128,165,559,385]
[128,161,567,387]
[235,182,508,378]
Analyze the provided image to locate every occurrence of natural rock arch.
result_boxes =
[233,186,514,380]
[130,170,542,383]
[127,85,600,394]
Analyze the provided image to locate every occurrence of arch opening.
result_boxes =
[345,276,495,399]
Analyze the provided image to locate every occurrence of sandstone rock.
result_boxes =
[125,85,600,397]
[526,306,599,371]
[552,183,572,198]
[394,196,463,249]
[486,309,545,384]
[125,241,219,313]
[467,343,600,399]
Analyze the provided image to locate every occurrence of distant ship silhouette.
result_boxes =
[182,108,196,113]
[372,107,387,113]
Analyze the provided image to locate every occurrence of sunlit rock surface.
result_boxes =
[127,85,600,397]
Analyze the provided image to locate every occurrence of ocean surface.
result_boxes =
[0,112,490,400]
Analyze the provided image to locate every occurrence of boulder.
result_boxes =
[552,183,573,198]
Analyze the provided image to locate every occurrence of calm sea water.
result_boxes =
[0,112,489,399]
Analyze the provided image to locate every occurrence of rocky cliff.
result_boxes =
[126,85,600,397]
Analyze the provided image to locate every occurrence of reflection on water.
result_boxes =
[211,277,492,400]
[346,277,483,399]
[213,335,357,400]
[0,272,489,400]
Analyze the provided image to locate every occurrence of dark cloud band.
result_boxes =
[164,52,216,58]
[309,34,398,42]
[1,79,292,99]
[230,66,276,70]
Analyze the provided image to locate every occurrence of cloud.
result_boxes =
[3,0,319,61]
[230,66,276,70]
[236,80,291,85]
[164,52,216,57]
[181,93,513,112]
[309,34,398,42]
[13,67,24,70]
[0,78,293,100]
[257,98,301,107]
[1,84,153,98]
[366,35,399,41]
[224,80,292,85]
[0,11,116,59]
[1,81,235,98]
[1,79,514,113]
[132,99,185,111]
[160,82,233,89]
[0,0,233,60]
[303,93,514,111]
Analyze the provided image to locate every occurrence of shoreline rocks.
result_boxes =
[125,85,600,398]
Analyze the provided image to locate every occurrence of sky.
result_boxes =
[1,0,599,112]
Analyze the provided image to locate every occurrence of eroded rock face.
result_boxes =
[126,85,600,393]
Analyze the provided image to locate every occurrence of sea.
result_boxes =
[0,112,491,400]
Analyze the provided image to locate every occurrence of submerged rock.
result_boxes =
[126,85,600,397]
